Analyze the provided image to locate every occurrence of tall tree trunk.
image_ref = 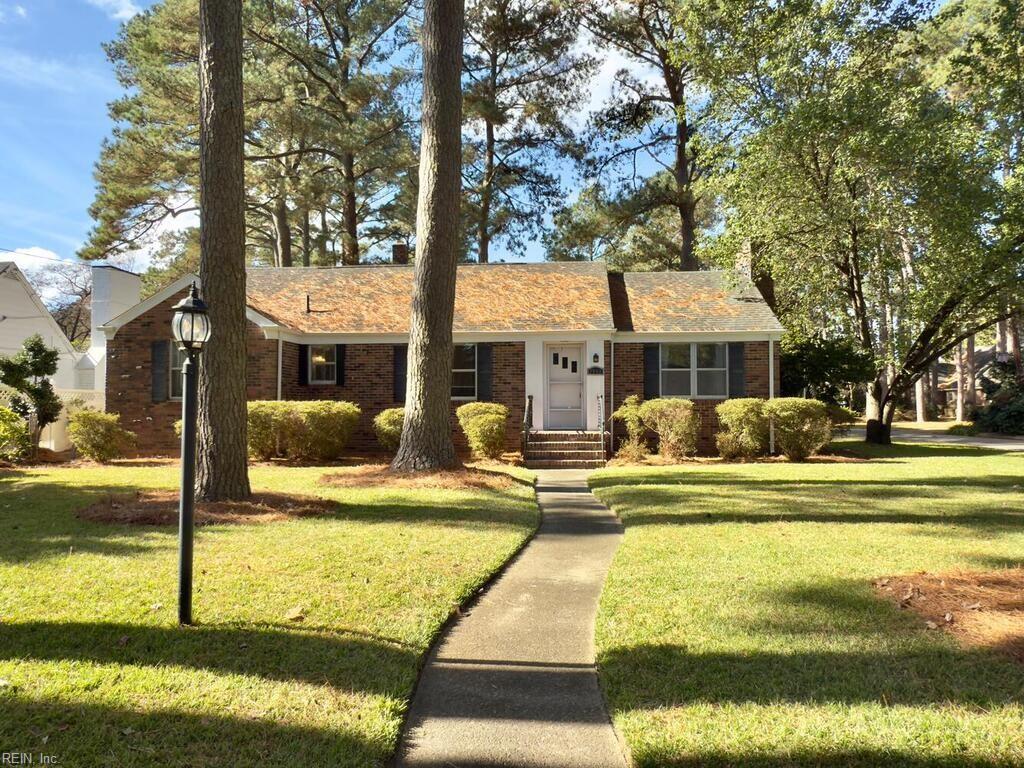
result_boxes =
[966,335,976,407]
[391,0,464,472]
[341,153,359,265]
[301,209,311,267]
[477,118,495,264]
[196,0,250,501]
[318,208,330,265]
[673,99,698,271]
[915,377,926,423]
[1010,312,1023,381]
[955,342,965,423]
[865,375,891,444]
[997,319,1008,354]
[272,198,292,267]
[930,363,940,415]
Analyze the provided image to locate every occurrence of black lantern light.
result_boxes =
[171,282,210,625]
[171,283,212,351]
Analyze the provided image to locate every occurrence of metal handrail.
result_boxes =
[521,394,533,455]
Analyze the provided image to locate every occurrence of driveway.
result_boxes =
[857,426,1024,451]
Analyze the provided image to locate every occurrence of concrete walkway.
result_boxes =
[857,426,1024,452]
[395,469,627,768]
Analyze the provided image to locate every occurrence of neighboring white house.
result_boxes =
[0,261,141,450]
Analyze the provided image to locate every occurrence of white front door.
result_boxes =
[546,343,584,429]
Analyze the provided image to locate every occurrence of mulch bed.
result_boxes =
[320,464,516,491]
[875,569,1024,663]
[76,490,337,526]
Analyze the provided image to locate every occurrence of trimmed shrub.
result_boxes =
[0,406,31,462]
[374,407,405,452]
[68,410,135,463]
[764,398,831,460]
[825,403,860,436]
[947,421,980,436]
[247,401,295,460]
[247,401,361,461]
[457,402,510,460]
[289,401,361,461]
[638,398,698,461]
[612,394,648,461]
[715,398,769,460]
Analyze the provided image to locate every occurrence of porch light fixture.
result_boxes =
[171,282,211,626]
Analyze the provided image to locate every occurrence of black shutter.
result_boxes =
[298,344,309,386]
[393,344,408,403]
[728,342,746,397]
[151,340,169,403]
[335,344,346,386]
[643,343,660,399]
[477,343,493,401]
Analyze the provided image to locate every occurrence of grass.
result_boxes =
[0,462,538,767]
[590,441,1024,767]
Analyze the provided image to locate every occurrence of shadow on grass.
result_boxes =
[599,640,1023,709]
[0,621,418,695]
[626,749,1019,768]
[0,473,533,564]
[0,693,389,768]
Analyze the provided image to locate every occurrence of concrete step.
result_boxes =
[529,431,604,444]
[524,458,607,470]
[526,450,606,461]
[525,440,605,451]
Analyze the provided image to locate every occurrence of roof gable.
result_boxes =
[246,261,616,334]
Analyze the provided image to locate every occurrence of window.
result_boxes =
[659,343,729,398]
[170,345,187,400]
[660,343,691,397]
[696,343,728,397]
[452,344,477,399]
[309,344,337,385]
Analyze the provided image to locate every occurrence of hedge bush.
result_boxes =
[247,400,360,461]
[612,394,648,460]
[456,401,509,460]
[373,407,405,452]
[764,397,831,460]
[715,398,769,460]
[0,407,31,462]
[68,410,136,463]
[638,398,698,461]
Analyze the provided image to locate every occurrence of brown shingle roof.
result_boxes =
[614,271,783,334]
[245,261,616,334]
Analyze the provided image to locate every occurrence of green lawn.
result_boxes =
[0,463,538,767]
[590,442,1024,768]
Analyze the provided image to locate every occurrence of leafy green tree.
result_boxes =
[705,0,1022,443]
[580,0,726,270]
[780,335,875,404]
[81,0,416,267]
[461,0,594,262]
[0,335,63,455]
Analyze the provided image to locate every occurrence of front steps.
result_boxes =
[524,431,607,469]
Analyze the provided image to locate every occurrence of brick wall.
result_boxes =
[108,298,526,456]
[610,340,780,455]
[105,294,277,454]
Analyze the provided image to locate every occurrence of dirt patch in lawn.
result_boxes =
[320,464,517,491]
[875,569,1024,662]
[77,490,337,526]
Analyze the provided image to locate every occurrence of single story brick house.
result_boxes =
[100,261,782,463]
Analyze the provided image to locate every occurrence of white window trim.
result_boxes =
[170,344,186,401]
[452,343,478,401]
[308,344,337,386]
[660,342,730,400]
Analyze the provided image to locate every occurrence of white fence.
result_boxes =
[41,389,106,452]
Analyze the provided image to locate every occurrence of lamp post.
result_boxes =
[171,283,211,625]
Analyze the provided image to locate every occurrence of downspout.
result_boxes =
[768,337,775,454]
[276,336,283,401]
[609,336,615,454]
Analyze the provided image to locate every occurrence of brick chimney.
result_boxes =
[392,242,409,264]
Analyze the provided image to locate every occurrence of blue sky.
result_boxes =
[0,1,641,273]
[0,0,158,272]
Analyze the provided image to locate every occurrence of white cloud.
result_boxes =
[2,247,76,302]
[0,48,114,94]
[13,5,26,17]
[84,0,140,20]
